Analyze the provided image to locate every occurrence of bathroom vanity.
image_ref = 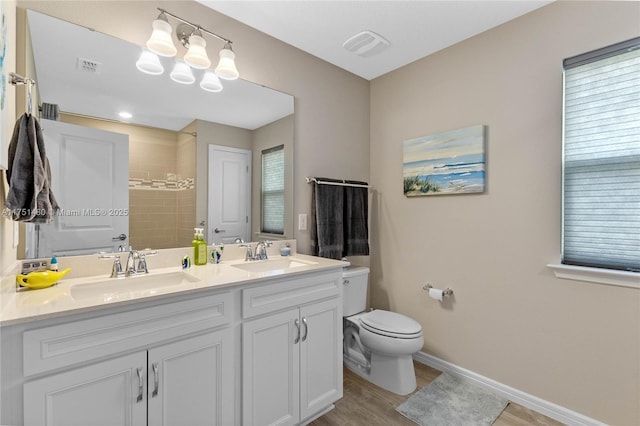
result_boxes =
[0,253,345,426]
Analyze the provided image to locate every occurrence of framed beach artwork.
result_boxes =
[403,125,486,196]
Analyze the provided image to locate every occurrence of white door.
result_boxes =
[28,119,129,257]
[147,330,235,426]
[299,298,343,421]
[242,308,300,426]
[208,145,250,244]
[23,352,147,426]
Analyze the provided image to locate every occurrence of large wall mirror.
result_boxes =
[19,10,294,259]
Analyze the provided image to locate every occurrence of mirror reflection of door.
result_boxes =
[208,145,251,244]
[25,120,129,258]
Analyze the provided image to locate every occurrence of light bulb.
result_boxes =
[170,60,195,85]
[200,70,223,92]
[136,50,164,75]
[146,14,177,57]
[184,32,211,69]
[215,44,239,80]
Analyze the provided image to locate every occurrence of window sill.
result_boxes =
[547,264,640,289]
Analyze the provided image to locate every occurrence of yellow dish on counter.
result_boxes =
[16,268,71,290]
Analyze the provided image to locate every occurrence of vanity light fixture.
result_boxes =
[139,8,239,92]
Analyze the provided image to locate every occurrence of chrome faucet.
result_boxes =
[99,248,157,278]
[240,241,272,261]
[125,249,139,276]
[254,241,272,260]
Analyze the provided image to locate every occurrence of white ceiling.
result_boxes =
[198,0,553,80]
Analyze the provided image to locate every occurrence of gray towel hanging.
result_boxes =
[5,113,60,222]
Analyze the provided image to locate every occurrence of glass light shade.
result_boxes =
[215,46,239,80]
[183,34,211,69]
[200,70,223,92]
[170,60,195,85]
[146,19,177,57]
[136,50,164,75]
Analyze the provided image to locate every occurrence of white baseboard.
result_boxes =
[413,351,606,426]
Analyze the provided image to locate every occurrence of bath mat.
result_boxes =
[396,373,509,426]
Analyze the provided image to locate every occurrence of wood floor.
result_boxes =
[310,361,565,426]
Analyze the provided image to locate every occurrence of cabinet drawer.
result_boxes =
[242,271,341,319]
[23,291,233,377]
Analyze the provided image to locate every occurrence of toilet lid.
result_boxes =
[359,310,422,336]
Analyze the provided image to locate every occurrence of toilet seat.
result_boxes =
[359,310,423,339]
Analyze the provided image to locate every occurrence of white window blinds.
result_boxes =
[562,38,640,271]
[261,145,285,234]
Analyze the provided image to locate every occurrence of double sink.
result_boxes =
[69,257,319,301]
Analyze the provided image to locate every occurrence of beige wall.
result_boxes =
[370,2,640,424]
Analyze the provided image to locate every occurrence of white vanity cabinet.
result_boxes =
[24,351,148,426]
[17,291,236,426]
[24,330,233,426]
[1,262,345,426]
[241,271,343,426]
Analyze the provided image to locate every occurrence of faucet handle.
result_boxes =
[136,254,149,274]
[240,244,254,261]
[98,254,123,278]
[111,257,123,278]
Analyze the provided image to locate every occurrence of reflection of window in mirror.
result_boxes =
[261,145,285,235]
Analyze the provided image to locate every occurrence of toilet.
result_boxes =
[342,266,424,395]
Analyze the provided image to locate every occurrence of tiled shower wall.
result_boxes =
[176,123,197,248]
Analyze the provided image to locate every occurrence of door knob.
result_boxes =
[112,233,127,241]
[214,228,226,233]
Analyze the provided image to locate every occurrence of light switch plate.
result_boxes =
[298,214,307,231]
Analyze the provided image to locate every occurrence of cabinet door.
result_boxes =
[242,308,300,426]
[299,298,343,421]
[147,330,234,426]
[23,352,147,426]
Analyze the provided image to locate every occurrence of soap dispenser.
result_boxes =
[192,228,208,266]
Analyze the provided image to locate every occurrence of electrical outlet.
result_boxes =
[298,214,308,231]
[21,259,49,274]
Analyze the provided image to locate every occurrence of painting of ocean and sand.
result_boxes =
[403,125,485,196]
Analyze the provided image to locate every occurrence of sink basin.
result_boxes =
[231,257,317,274]
[71,271,201,301]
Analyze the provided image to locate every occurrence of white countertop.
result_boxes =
[0,254,347,326]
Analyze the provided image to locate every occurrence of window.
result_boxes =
[261,145,285,234]
[562,37,640,272]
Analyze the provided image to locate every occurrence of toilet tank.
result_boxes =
[342,266,370,316]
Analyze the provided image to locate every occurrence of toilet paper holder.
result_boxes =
[422,284,454,297]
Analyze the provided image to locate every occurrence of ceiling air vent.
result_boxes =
[342,30,390,58]
[77,57,102,74]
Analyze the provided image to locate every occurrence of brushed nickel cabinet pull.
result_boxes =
[136,367,144,403]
